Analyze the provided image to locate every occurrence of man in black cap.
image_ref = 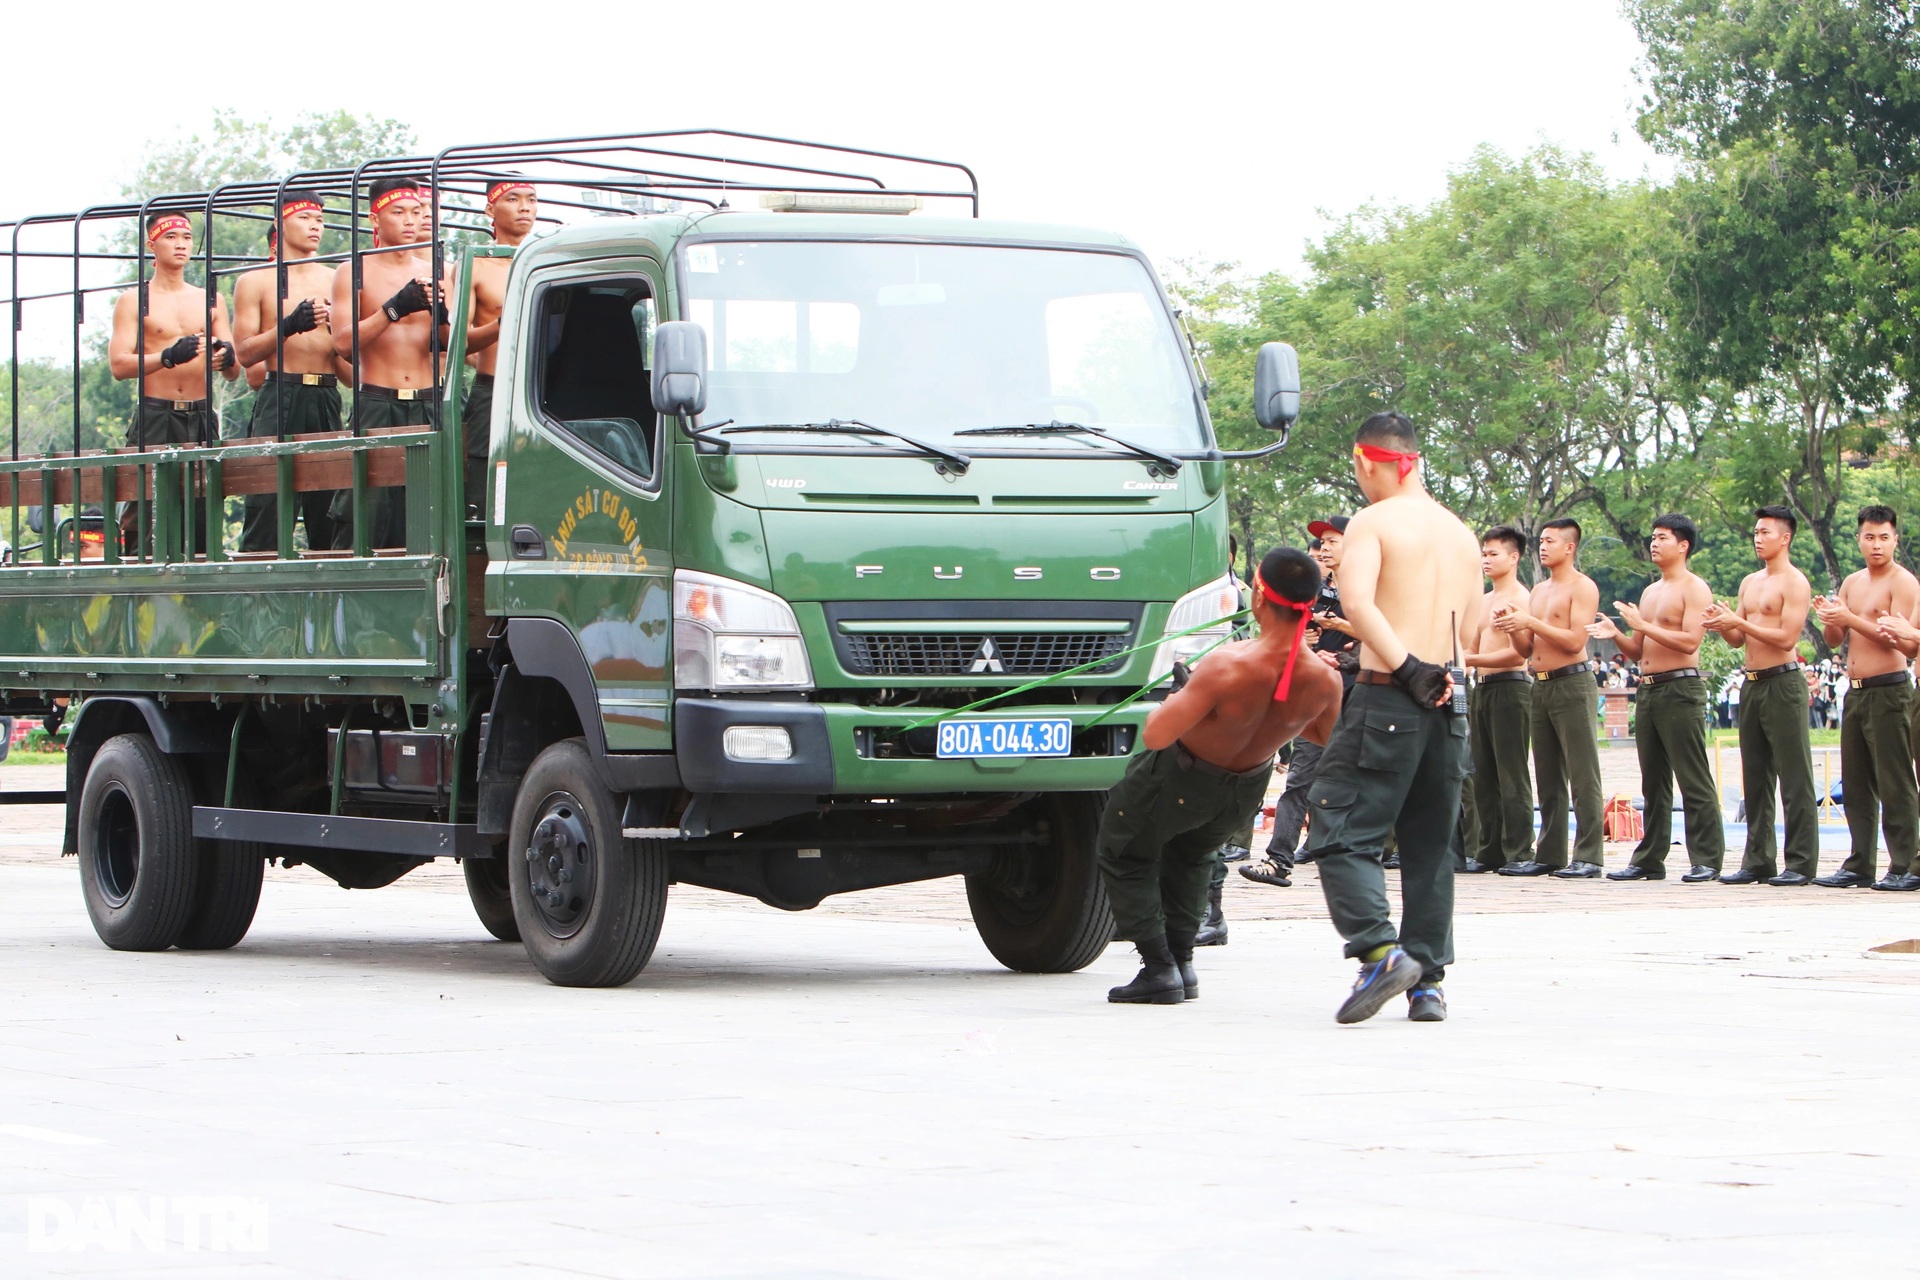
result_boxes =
[1241,516,1356,888]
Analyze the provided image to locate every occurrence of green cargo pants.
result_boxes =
[1096,744,1272,942]
[125,398,215,555]
[330,387,429,550]
[1530,669,1605,868]
[1736,668,1821,879]
[1306,682,1469,985]
[241,379,340,553]
[1469,676,1532,869]
[463,374,493,519]
[1839,679,1918,880]
[1629,675,1726,873]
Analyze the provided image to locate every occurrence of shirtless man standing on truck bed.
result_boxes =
[458,178,537,516]
[1096,545,1341,1006]
[232,191,341,552]
[108,211,239,554]
[1302,412,1482,1025]
[330,176,447,549]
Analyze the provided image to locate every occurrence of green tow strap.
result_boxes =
[899,608,1253,733]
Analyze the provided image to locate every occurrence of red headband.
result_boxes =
[282,199,322,219]
[1355,442,1420,482]
[1253,571,1314,702]
[487,180,534,203]
[147,215,191,243]
[370,186,424,215]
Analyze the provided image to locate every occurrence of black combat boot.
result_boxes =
[1166,929,1200,1000]
[1194,884,1229,947]
[1107,934,1186,1005]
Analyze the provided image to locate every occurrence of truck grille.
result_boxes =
[843,631,1130,677]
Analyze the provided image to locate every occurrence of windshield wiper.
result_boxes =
[719,419,971,475]
[953,421,1183,474]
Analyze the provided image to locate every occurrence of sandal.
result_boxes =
[1238,858,1293,888]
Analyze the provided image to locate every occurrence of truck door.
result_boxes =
[496,263,672,752]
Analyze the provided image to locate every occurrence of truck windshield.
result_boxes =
[682,240,1208,451]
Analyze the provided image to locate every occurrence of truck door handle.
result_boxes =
[510,525,546,560]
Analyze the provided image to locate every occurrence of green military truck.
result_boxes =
[0,132,1298,986]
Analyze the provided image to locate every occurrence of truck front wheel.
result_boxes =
[965,792,1113,973]
[77,733,200,951]
[507,739,665,987]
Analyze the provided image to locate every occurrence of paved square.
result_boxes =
[3,782,1919,1276]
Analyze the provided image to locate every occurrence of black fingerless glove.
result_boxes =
[278,299,318,337]
[382,279,430,322]
[1392,654,1452,708]
[159,335,200,369]
[1168,661,1192,692]
[1334,651,1359,674]
[431,299,450,325]
[208,338,236,370]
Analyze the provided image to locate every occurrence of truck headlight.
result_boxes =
[1149,573,1243,682]
[674,570,814,691]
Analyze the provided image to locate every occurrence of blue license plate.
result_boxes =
[935,717,1074,759]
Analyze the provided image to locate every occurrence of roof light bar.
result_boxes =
[760,192,923,215]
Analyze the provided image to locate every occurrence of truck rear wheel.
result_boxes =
[508,738,665,987]
[966,792,1113,973]
[175,840,266,950]
[463,855,520,941]
[77,733,200,952]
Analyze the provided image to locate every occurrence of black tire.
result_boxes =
[77,733,200,952]
[508,738,666,987]
[463,854,520,942]
[175,840,266,951]
[966,791,1113,973]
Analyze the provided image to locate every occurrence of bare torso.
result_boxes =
[345,248,436,389]
[1735,565,1810,669]
[1172,635,1343,772]
[1526,572,1595,671]
[1836,567,1916,679]
[115,279,224,402]
[1348,494,1484,672]
[235,262,337,375]
[1635,572,1709,673]
[1470,578,1529,671]
[469,257,510,377]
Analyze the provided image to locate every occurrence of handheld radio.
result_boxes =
[1448,610,1469,717]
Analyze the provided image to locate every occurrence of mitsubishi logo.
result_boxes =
[970,638,1005,674]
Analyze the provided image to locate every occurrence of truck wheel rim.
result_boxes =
[91,782,140,908]
[525,792,595,938]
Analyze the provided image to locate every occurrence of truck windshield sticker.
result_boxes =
[551,485,649,571]
[685,245,719,274]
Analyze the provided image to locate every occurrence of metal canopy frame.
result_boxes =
[0,130,979,564]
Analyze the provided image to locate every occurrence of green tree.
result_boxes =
[1630,0,1920,588]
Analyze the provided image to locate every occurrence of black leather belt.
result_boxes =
[1640,667,1701,686]
[1532,662,1592,682]
[1355,670,1395,687]
[1850,671,1912,691]
[1745,661,1803,681]
[471,373,494,387]
[139,396,208,411]
[267,370,337,387]
[1478,671,1529,686]
[359,383,428,401]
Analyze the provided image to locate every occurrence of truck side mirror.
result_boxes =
[651,321,708,417]
[1253,342,1301,431]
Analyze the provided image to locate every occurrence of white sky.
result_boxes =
[4,0,1663,285]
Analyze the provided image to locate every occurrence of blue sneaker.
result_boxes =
[1335,947,1423,1024]
[1407,986,1447,1022]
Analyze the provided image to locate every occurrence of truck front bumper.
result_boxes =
[673,697,1143,794]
